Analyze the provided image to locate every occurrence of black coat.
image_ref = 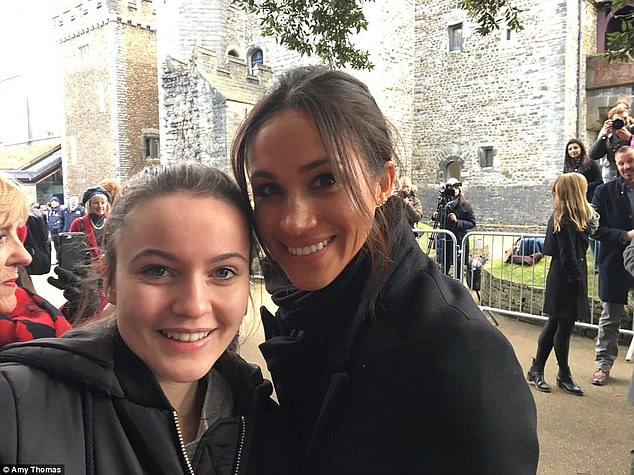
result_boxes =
[260,209,538,475]
[0,322,293,474]
[542,216,589,320]
[440,195,476,245]
[592,177,634,303]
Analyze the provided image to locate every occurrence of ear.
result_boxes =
[376,160,396,203]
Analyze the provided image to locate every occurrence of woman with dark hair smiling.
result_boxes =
[563,138,602,202]
[232,66,538,474]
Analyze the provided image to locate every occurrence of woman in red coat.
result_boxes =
[0,174,71,346]
[69,186,111,259]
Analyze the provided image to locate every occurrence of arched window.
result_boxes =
[228,49,239,58]
[445,160,462,181]
[249,48,264,73]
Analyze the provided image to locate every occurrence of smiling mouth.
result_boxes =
[160,330,210,342]
[286,238,331,256]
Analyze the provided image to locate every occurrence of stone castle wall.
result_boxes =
[413,0,597,228]
[160,47,273,169]
[157,0,599,230]
[56,0,624,234]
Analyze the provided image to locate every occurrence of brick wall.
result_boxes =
[56,0,158,196]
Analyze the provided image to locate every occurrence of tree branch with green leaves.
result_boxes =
[232,0,634,70]
[231,0,375,70]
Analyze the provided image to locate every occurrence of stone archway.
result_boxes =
[432,147,470,184]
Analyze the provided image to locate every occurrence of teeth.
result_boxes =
[287,239,330,256]
[161,331,210,342]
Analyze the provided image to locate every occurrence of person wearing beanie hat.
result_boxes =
[81,186,111,208]
[69,186,111,261]
[46,185,112,323]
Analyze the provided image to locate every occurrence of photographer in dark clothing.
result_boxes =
[431,178,476,279]
[589,104,634,183]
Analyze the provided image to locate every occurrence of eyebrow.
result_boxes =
[250,158,331,179]
[130,248,249,264]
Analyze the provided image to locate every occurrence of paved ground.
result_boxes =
[31,274,634,475]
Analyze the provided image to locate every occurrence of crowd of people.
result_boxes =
[0,65,632,473]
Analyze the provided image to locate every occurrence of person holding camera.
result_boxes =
[589,103,633,183]
[431,177,476,278]
[393,176,423,228]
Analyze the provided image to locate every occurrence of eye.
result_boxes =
[213,267,237,280]
[0,234,7,245]
[311,173,336,189]
[141,265,169,278]
[252,182,282,198]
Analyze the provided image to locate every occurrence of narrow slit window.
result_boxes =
[449,23,463,52]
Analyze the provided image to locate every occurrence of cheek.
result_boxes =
[220,287,250,325]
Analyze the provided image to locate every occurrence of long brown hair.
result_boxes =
[551,173,593,233]
[231,66,402,314]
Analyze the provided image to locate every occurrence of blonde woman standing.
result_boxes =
[528,172,596,395]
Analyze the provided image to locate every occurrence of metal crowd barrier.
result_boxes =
[413,229,634,362]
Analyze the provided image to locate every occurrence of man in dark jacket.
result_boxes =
[61,194,85,232]
[590,145,634,385]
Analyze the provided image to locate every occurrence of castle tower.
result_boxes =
[53,0,158,195]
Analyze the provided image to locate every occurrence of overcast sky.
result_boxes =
[0,0,64,144]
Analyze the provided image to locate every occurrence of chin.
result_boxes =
[288,273,334,291]
[0,298,17,315]
[163,365,213,384]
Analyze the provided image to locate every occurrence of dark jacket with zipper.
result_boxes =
[0,322,294,475]
[259,198,539,475]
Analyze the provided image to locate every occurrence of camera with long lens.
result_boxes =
[440,185,456,199]
[612,117,626,130]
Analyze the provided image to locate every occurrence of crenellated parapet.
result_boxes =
[53,0,156,43]
[192,46,273,103]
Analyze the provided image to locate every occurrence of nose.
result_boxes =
[279,194,318,235]
[7,235,32,268]
[171,276,212,319]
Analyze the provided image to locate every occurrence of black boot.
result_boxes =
[527,358,551,392]
[557,367,584,396]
